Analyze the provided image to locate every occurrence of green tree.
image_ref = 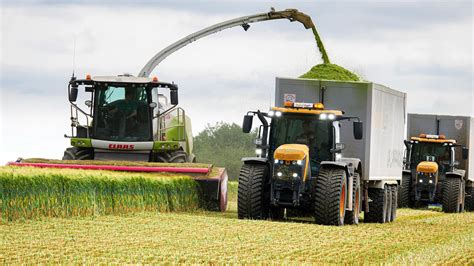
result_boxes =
[194,122,257,180]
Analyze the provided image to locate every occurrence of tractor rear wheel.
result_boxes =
[237,164,269,220]
[465,185,474,211]
[390,185,398,222]
[62,147,93,160]
[398,173,412,208]
[442,177,464,213]
[344,173,360,225]
[365,185,389,223]
[313,167,347,226]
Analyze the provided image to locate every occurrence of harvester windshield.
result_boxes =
[271,114,333,171]
[95,84,152,141]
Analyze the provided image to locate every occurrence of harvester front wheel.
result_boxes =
[237,163,269,220]
[398,173,412,208]
[442,177,464,213]
[344,173,360,225]
[62,147,93,160]
[313,167,347,226]
[154,150,189,163]
[365,185,389,223]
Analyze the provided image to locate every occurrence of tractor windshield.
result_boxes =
[94,83,151,141]
[411,142,451,171]
[271,114,333,172]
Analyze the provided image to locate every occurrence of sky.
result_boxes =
[0,0,473,163]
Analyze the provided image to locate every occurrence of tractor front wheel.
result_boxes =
[313,167,347,226]
[442,177,465,213]
[237,164,269,220]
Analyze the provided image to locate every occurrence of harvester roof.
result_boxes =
[411,134,456,144]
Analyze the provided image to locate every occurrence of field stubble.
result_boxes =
[1,189,473,264]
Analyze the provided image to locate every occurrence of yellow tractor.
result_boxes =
[236,101,389,226]
[399,134,469,212]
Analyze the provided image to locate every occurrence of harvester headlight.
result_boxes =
[292,173,298,178]
[275,111,282,117]
[256,148,263,155]
[328,113,336,120]
[268,111,275,117]
[297,160,303,165]
[277,172,283,177]
[320,113,328,120]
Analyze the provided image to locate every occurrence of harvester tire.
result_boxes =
[62,147,93,160]
[168,150,188,163]
[442,177,464,213]
[465,185,474,212]
[313,167,347,226]
[344,173,360,225]
[390,185,398,222]
[365,186,389,223]
[238,164,269,220]
[398,173,411,208]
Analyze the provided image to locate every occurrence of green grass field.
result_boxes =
[1,183,473,264]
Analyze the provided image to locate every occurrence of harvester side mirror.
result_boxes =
[69,85,78,102]
[353,121,363,140]
[170,89,178,105]
[242,115,253,133]
[462,147,469,160]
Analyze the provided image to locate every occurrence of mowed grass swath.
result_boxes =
[0,166,200,221]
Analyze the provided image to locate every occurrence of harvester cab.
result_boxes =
[239,101,366,226]
[400,133,469,212]
[65,74,194,163]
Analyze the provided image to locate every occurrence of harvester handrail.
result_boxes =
[138,8,314,77]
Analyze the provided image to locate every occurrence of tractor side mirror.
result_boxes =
[242,115,253,133]
[462,147,469,160]
[69,85,78,102]
[170,89,178,105]
[353,121,363,140]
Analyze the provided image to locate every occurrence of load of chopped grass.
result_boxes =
[299,63,360,81]
[0,166,200,222]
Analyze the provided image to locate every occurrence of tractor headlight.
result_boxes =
[419,179,423,183]
[275,111,282,117]
[328,113,336,120]
[292,173,298,178]
[429,180,433,184]
[268,111,275,117]
[277,172,283,177]
[274,159,279,164]
[320,113,328,120]
[256,148,262,155]
[297,160,302,165]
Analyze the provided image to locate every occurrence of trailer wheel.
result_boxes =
[386,185,393,222]
[313,167,347,226]
[398,173,412,208]
[365,185,389,223]
[62,147,93,160]
[344,173,360,225]
[465,185,474,212]
[442,177,464,213]
[390,185,398,222]
[237,164,269,219]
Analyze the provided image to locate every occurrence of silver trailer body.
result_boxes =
[407,113,473,183]
[275,77,407,184]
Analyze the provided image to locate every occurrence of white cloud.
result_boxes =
[0,3,472,164]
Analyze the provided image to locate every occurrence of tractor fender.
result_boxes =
[320,161,351,178]
[445,170,466,180]
[338,158,362,175]
[241,157,269,165]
